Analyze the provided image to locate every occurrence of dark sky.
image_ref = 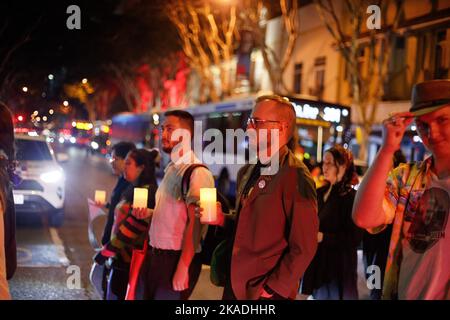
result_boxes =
[1,0,293,118]
[1,0,179,86]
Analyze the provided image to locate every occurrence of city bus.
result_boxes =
[110,113,156,149]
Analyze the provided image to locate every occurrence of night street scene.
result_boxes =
[0,0,449,309]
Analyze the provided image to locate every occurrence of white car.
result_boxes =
[13,134,66,226]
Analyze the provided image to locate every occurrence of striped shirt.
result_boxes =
[100,200,150,265]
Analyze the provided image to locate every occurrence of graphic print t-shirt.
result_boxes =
[398,174,450,300]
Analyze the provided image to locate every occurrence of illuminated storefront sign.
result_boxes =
[293,103,319,120]
[75,122,93,130]
[323,107,341,123]
[292,102,343,123]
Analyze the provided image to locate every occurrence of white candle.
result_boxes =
[95,190,106,205]
[133,188,148,209]
[200,188,217,223]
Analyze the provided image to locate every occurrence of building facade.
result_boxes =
[254,0,450,163]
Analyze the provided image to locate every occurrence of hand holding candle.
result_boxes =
[199,188,217,224]
[94,190,106,206]
[132,207,153,220]
[133,187,148,209]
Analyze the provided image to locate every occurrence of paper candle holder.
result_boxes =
[95,190,106,204]
[200,188,217,223]
[133,187,148,209]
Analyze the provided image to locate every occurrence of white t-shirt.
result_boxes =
[398,174,450,300]
[149,152,215,251]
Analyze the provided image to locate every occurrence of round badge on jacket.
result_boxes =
[258,180,266,189]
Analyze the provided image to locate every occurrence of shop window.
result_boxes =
[293,63,303,94]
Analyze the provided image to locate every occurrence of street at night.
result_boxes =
[6,144,374,301]
[10,147,115,300]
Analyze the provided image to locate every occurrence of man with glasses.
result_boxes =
[198,95,319,300]
[353,80,450,299]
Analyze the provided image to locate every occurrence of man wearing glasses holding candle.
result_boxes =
[197,95,319,300]
[134,110,215,300]
[353,80,450,300]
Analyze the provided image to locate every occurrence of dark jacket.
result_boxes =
[4,184,17,279]
[101,176,131,245]
[301,183,363,299]
[229,146,319,300]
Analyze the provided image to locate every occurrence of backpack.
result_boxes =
[181,164,229,266]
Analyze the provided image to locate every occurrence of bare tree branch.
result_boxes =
[280,0,298,74]
[108,63,142,112]
[166,0,240,101]
[315,0,403,160]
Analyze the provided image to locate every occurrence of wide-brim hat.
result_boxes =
[410,79,450,116]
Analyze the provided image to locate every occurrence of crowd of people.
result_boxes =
[0,79,448,300]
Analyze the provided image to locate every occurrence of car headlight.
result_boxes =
[91,141,99,150]
[40,170,63,183]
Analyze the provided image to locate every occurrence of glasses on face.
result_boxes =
[251,94,295,128]
[246,117,285,128]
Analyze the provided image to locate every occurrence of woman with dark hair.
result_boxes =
[301,145,363,300]
[95,148,158,300]
[0,102,17,294]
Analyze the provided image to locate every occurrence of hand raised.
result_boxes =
[381,112,415,153]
